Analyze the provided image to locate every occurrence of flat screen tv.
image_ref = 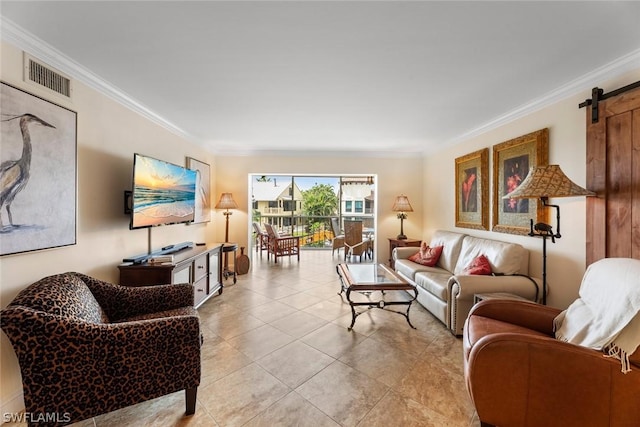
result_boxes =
[130,153,197,229]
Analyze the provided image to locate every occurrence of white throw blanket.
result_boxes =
[554,258,640,373]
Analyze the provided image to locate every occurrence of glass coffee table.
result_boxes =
[336,263,418,331]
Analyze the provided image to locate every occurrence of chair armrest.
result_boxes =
[393,247,420,260]
[275,236,300,245]
[469,299,561,335]
[467,332,640,426]
[276,235,300,242]
[76,273,194,320]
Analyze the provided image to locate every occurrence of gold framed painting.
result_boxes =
[455,148,489,230]
[492,128,549,235]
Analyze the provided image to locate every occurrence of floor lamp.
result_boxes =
[392,194,414,240]
[215,193,238,280]
[503,165,595,305]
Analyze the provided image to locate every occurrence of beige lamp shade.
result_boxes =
[215,193,238,209]
[392,195,414,212]
[503,165,595,199]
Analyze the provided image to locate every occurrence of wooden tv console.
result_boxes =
[118,243,224,308]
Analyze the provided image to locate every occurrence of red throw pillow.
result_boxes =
[408,244,443,267]
[464,254,492,275]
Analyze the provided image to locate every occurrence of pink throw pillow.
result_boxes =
[464,254,492,275]
[408,244,443,267]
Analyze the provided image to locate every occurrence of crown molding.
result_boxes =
[1,17,195,143]
[214,148,421,158]
[3,16,639,158]
[445,48,640,150]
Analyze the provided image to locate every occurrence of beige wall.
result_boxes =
[423,68,640,310]
[0,41,217,414]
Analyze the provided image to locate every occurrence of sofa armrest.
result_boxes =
[393,246,420,260]
[468,299,561,335]
[448,274,540,301]
[77,273,194,320]
[466,332,640,426]
[447,274,542,335]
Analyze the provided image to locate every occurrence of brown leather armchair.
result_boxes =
[463,299,640,427]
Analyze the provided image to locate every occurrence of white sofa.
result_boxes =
[393,230,541,335]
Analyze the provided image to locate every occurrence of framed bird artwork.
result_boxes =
[1,82,77,256]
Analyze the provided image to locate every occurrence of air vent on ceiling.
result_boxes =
[23,54,72,99]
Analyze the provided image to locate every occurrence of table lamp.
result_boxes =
[215,192,238,242]
[392,194,413,240]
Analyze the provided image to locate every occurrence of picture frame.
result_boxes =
[455,148,489,230]
[492,128,549,235]
[1,82,77,256]
[187,157,211,224]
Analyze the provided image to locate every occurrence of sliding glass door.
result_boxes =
[249,174,376,252]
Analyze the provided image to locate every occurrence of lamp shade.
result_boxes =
[392,195,414,212]
[503,165,595,200]
[215,193,238,209]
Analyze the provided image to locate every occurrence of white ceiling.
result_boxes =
[2,1,640,156]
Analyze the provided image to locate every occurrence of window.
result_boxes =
[283,200,295,211]
[354,200,363,213]
[345,200,353,212]
[268,201,278,208]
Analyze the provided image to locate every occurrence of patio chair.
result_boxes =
[264,223,300,264]
[252,222,269,255]
[344,220,371,262]
[331,217,345,256]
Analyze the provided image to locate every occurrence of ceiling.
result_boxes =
[2,1,640,156]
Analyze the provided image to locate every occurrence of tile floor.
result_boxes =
[25,250,482,427]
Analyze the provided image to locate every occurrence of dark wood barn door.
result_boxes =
[586,85,640,264]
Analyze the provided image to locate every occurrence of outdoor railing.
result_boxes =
[253,215,374,249]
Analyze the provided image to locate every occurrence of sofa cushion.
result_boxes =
[454,236,525,275]
[395,259,435,281]
[408,244,443,266]
[429,230,466,273]
[464,254,492,275]
[415,271,451,300]
[8,273,109,323]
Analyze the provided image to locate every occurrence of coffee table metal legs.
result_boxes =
[343,288,417,330]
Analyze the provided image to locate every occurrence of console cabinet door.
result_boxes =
[173,263,192,285]
[209,250,222,295]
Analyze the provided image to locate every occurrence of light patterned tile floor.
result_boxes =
[10,250,481,427]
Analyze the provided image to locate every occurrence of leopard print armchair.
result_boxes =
[0,272,201,427]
